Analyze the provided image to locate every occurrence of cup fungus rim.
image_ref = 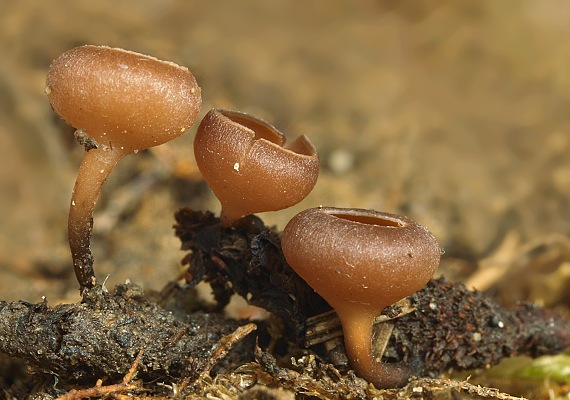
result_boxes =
[321,207,407,228]
[211,108,318,158]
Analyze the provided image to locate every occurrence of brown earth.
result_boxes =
[0,1,569,398]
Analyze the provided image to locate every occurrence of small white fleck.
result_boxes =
[100,169,105,174]
[234,162,240,172]
[72,200,75,206]
[412,386,423,393]
[472,332,482,342]
[498,321,505,328]
[429,302,437,310]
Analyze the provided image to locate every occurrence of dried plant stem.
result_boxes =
[55,350,144,400]
[68,145,126,291]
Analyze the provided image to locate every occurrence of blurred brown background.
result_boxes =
[0,1,569,307]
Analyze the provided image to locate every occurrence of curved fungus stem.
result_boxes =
[68,145,126,289]
[338,310,410,389]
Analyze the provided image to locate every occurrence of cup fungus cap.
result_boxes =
[46,45,201,153]
[194,109,319,226]
[282,207,440,316]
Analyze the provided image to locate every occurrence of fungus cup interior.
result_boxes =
[331,212,403,227]
[221,110,286,147]
[219,110,316,157]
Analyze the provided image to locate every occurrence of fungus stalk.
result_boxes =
[338,307,411,388]
[68,144,126,288]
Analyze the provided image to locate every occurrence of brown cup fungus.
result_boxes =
[281,207,441,388]
[46,45,201,291]
[194,109,319,226]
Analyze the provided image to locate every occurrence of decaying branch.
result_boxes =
[174,208,570,377]
[0,283,255,384]
[0,208,567,395]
